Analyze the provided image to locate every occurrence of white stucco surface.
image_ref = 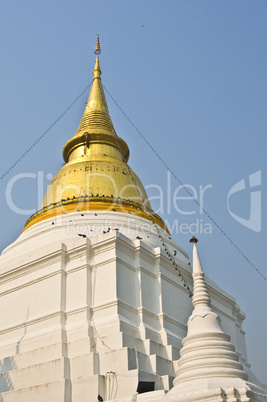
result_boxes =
[0,212,256,401]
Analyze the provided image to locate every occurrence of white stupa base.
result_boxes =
[0,212,256,401]
[164,377,267,401]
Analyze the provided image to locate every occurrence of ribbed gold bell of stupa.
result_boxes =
[24,35,167,232]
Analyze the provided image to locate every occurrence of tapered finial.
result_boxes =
[93,34,101,79]
[94,33,101,55]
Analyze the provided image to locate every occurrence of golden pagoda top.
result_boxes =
[62,34,129,164]
[23,35,168,233]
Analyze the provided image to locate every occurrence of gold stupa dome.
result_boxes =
[24,35,167,232]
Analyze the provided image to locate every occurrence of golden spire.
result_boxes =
[92,33,101,80]
[94,33,101,55]
[63,34,118,161]
[93,40,101,79]
[23,36,168,233]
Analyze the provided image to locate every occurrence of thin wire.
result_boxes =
[0,82,92,181]
[103,84,267,284]
[106,90,192,296]
[92,320,112,352]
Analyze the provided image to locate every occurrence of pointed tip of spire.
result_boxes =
[93,33,101,79]
[94,33,101,55]
[190,240,211,308]
[189,237,202,274]
[192,242,203,275]
[73,34,110,132]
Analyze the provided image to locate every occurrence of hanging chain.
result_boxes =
[1,83,93,181]
[105,90,192,297]
[103,84,267,287]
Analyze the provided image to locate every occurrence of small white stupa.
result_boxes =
[164,237,267,402]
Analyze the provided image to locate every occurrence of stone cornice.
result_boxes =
[0,247,66,285]
[0,310,65,336]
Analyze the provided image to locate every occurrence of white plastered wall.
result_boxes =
[0,212,249,401]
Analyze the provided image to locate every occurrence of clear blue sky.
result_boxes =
[0,0,266,384]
